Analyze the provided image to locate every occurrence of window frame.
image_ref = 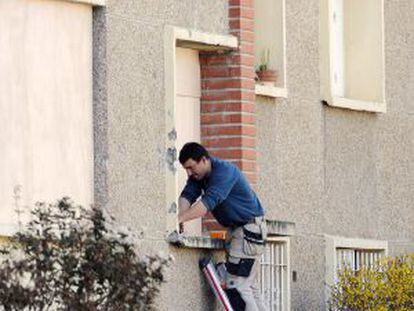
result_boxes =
[324,235,388,305]
[260,236,291,311]
[254,0,288,99]
[163,26,238,236]
[320,0,386,112]
[335,247,385,276]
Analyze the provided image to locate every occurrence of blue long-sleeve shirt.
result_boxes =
[180,157,264,227]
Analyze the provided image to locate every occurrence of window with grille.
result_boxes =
[325,236,388,306]
[259,237,290,311]
[335,248,385,278]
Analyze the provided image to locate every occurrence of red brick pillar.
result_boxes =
[199,0,256,236]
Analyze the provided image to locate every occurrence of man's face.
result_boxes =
[182,157,209,181]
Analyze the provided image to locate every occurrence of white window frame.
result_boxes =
[324,235,388,306]
[254,0,288,99]
[163,26,237,235]
[260,236,291,311]
[320,0,386,113]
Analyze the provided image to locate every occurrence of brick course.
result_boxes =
[199,0,257,235]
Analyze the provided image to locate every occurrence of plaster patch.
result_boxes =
[166,147,177,173]
[168,202,177,214]
[168,128,177,141]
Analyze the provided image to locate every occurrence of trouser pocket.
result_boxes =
[226,257,255,277]
[242,223,266,256]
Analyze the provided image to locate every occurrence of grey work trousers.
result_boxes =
[225,218,268,311]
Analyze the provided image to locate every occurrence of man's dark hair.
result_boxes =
[179,142,210,164]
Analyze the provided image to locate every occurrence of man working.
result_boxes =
[178,142,267,311]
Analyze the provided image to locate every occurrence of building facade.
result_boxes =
[1,0,413,310]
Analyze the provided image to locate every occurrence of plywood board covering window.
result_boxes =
[175,47,201,236]
[0,0,93,234]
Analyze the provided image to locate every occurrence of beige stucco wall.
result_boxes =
[0,0,93,233]
[92,0,413,310]
[4,0,411,308]
[256,0,414,310]
[93,1,228,310]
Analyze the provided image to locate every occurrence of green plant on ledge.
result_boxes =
[258,48,271,72]
[256,48,278,84]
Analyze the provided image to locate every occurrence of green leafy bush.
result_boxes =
[0,198,171,311]
[328,254,414,311]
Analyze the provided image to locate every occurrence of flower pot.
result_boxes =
[256,69,278,85]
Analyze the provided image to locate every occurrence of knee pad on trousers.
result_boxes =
[225,288,246,311]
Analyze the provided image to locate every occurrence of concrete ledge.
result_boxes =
[168,26,238,52]
[255,84,288,98]
[62,0,105,6]
[167,219,295,249]
[266,219,295,236]
[166,230,224,249]
[326,96,386,113]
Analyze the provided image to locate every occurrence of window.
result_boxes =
[175,47,202,236]
[164,26,237,237]
[325,235,388,291]
[260,237,290,311]
[336,248,385,279]
[254,0,287,98]
[320,0,386,112]
[0,0,94,235]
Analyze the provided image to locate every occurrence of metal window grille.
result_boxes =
[260,239,289,311]
[335,248,384,279]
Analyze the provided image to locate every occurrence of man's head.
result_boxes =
[179,142,211,181]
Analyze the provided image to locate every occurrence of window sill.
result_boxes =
[255,84,288,98]
[167,233,225,249]
[266,219,295,236]
[326,96,386,113]
[166,219,295,249]
[67,0,105,6]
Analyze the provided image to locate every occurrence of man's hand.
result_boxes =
[166,230,185,247]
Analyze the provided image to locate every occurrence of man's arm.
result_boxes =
[178,196,191,214]
[177,197,191,233]
[178,200,208,223]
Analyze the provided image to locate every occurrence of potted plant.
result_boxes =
[255,48,278,85]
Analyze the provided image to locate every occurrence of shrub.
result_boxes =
[0,198,171,311]
[328,254,414,311]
